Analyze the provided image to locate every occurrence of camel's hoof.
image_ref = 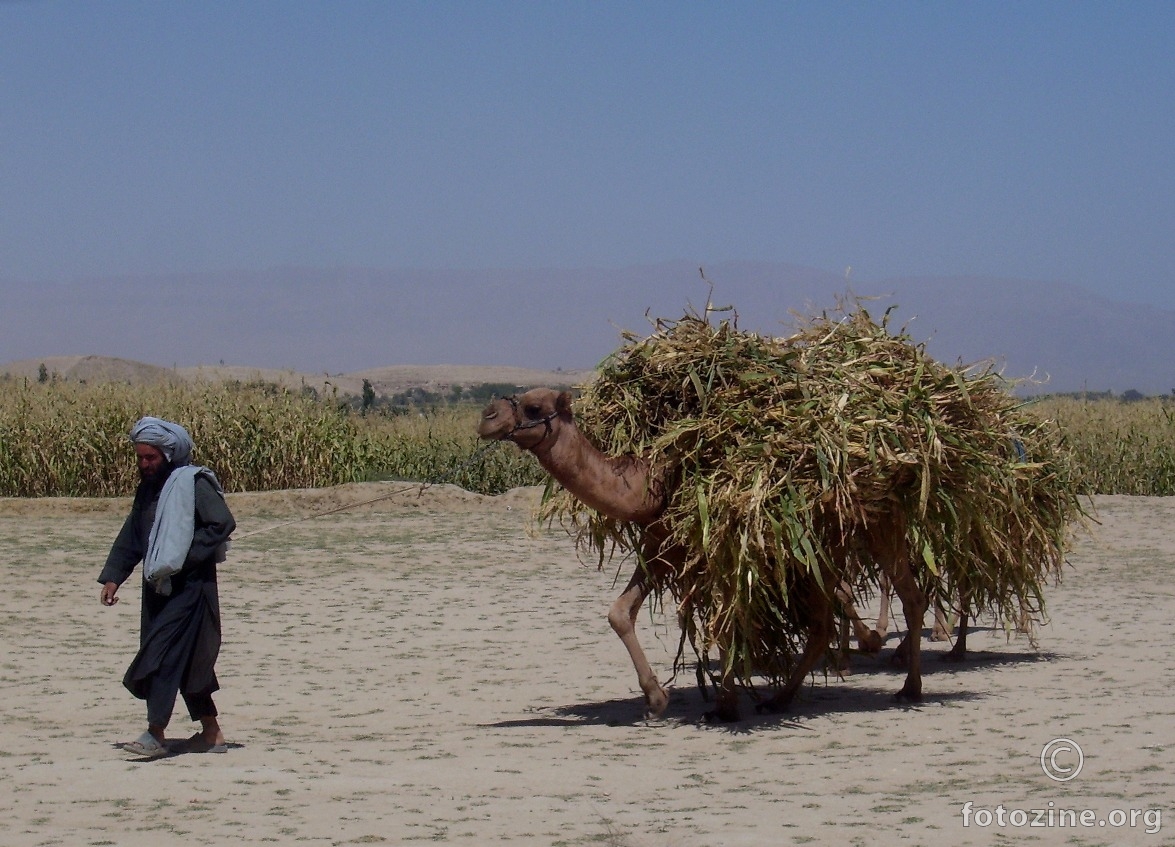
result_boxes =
[702,707,741,723]
[643,688,670,721]
[703,692,741,723]
[929,631,951,642]
[755,698,790,716]
[893,686,923,703]
[858,631,884,654]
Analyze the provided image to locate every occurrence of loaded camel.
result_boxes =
[478,388,930,721]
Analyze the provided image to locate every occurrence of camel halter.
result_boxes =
[502,395,557,447]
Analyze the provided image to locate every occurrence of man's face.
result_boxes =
[135,444,166,482]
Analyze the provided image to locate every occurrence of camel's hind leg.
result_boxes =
[836,581,883,655]
[607,555,670,720]
[702,655,742,723]
[883,554,927,702]
[943,609,969,662]
[878,575,892,648]
[930,603,955,641]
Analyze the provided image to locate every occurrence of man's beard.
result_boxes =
[138,462,171,490]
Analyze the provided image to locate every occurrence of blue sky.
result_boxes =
[2,1,1173,308]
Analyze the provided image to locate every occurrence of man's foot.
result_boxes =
[121,731,169,759]
[198,717,226,748]
[177,732,228,753]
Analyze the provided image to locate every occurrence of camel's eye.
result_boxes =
[524,404,542,418]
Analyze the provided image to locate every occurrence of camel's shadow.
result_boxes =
[483,648,1058,733]
[485,688,983,734]
[836,642,1062,681]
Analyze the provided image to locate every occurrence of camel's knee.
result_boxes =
[607,598,639,637]
[606,606,628,637]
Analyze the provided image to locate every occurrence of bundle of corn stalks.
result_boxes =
[543,299,1086,688]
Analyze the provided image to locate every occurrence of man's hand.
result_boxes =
[101,582,120,606]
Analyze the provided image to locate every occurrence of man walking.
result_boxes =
[98,417,235,758]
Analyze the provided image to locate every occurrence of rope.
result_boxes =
[233,482,426,540]
[233,440,504,541]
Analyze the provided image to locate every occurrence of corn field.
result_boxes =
[1029,396,1175,496]
[1,376,1172,499]
[0,378,542,497]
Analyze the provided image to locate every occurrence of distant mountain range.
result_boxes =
[2,261,1171,395]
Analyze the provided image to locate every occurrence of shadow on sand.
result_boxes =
[111,740,245,762]
[482,647,1059,733]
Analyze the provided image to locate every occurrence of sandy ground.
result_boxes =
[0,486,1171,846]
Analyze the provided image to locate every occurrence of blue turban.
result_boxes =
[129,417,195,466]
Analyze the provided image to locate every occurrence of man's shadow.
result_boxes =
[111,740,244,761]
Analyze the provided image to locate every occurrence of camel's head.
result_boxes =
[477,387,574,450]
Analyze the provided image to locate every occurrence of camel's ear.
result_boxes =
[555,391,574,418]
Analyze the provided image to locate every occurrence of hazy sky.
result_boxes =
[3,1,1173,307]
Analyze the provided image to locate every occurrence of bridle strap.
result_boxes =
[502,395,557,447]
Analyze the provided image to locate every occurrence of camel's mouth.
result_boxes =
[476,402,514,440]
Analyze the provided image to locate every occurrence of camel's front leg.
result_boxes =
[700,651,741,722]
[607,566,669,719]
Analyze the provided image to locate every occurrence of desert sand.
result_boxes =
[0,486,1170,846]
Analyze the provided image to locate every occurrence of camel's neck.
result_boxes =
[532,423,663,525]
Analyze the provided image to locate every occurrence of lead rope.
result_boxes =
[233,439,505,541]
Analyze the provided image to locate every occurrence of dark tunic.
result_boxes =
[98,469,236,707]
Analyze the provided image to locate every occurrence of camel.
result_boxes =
[478,388,930,721]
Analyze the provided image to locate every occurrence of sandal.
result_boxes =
[179,733,228,754]
[121,731,169,759]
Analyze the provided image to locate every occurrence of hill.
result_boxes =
[0,356,594,398]
[2,262,1172,395]
[1,355,175,384]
